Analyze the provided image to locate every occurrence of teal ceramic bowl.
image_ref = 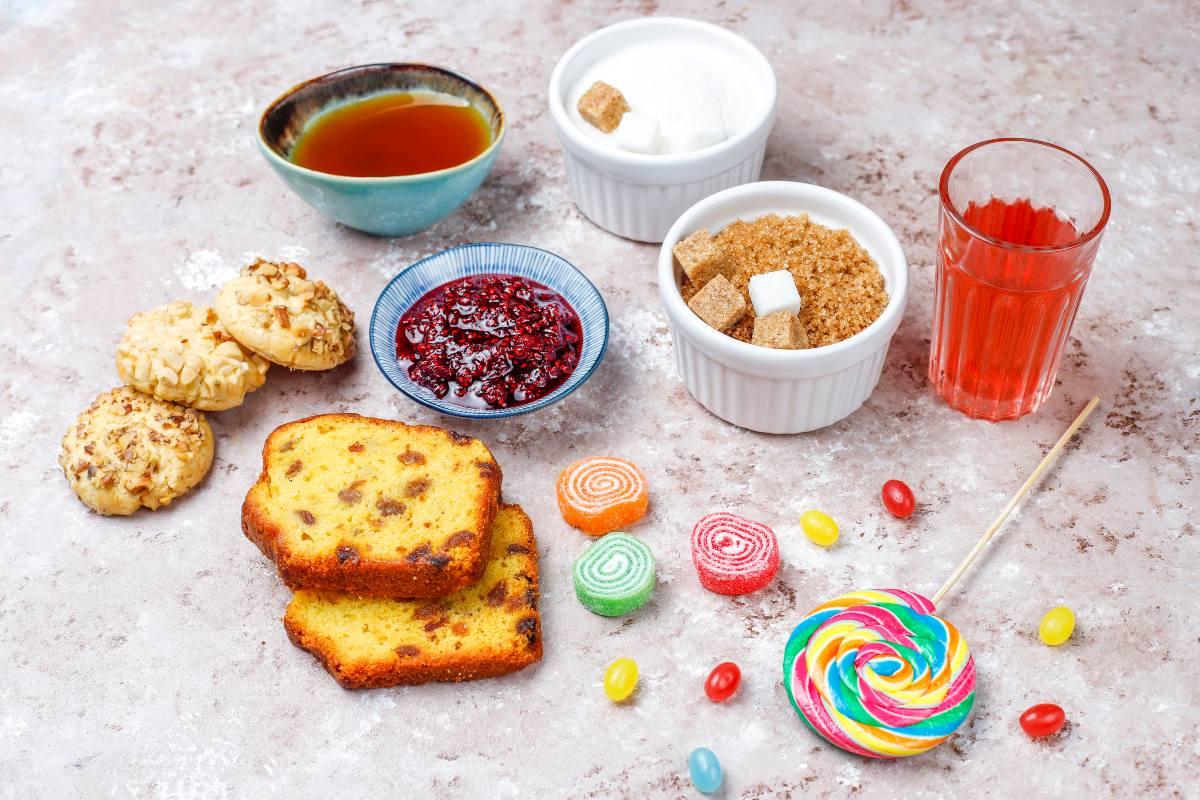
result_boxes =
[258,63,505,237]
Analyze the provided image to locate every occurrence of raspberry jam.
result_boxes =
[396,274,583,409]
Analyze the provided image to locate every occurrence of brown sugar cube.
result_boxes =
[752,311,811,350]
[577,81,630,133]
[673,229,732,286]
[687,274,747,333]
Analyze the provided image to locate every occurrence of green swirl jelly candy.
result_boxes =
[573,532,655,617]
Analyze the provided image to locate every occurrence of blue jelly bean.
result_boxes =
[688,747,723,794]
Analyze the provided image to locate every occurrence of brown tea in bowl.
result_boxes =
[290,91,492,177]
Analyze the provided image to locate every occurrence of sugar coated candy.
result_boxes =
[688,747,723,794]
[557,456,649,535]
[604,657,638,702]
[690,512,780,595]
[1038,606,1075,646]
[783,589,976,758]
[573,533,656,617]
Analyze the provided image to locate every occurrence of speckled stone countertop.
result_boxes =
[2,1,1197,797]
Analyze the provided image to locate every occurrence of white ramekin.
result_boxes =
[548,17,778,243]
[658,181,909,434]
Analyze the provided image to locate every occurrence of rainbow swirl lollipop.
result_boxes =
[783,589,976,759]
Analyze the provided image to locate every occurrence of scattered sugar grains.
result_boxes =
[681,214,888,347]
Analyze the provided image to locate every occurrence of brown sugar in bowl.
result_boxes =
[657,181,909,434]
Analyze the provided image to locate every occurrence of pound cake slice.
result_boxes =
[285,503,543,688]
[242,414,501,598]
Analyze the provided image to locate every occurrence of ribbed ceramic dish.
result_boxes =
[658,182,909,434]
[548,17,778,243]
[370,243,610,419]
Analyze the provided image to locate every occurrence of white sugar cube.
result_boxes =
[612,112,660,154]
[748,270,802,317]
[660,105,726,153]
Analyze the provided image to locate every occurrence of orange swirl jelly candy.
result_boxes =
[556,457,649,535]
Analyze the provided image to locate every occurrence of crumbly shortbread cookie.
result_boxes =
[59,386,215,515]
[214,259,355,370]
[116,301,270,411]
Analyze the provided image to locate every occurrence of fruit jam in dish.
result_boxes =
[396,274,583,410]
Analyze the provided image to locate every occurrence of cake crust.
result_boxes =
[242,413,501,598]
[284,504,543,689]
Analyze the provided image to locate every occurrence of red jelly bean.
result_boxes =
[881,479,916,518]
[704,661,741,703]
[1019,703,1066,738]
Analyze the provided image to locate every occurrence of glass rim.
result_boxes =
[939,137,1112,253]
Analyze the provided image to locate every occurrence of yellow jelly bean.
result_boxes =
[801,510,839,547]
[1039,606,1075,646]
[604,657,638,702]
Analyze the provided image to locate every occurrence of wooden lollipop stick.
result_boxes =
[931,396,1101,606]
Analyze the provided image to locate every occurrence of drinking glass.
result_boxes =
[929,138,1111,421]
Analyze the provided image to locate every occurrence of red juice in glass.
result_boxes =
[930,139,1111,421]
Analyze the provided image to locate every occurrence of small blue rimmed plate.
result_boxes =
[369,242,610,419]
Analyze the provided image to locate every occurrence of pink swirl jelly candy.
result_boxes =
[690,512,780,595]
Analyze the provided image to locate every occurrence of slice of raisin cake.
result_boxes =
[242,414,501,598]
[285,504,542,688]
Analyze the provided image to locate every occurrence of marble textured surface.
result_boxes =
[2,1,1197,797]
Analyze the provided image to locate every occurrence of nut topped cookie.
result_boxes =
[215,259,355,371]
[59,386,215,515]
[116,300,270,411]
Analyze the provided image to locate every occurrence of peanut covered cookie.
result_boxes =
[116,301,270,411]
[60,387,215,515]
[215,260,355,371]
